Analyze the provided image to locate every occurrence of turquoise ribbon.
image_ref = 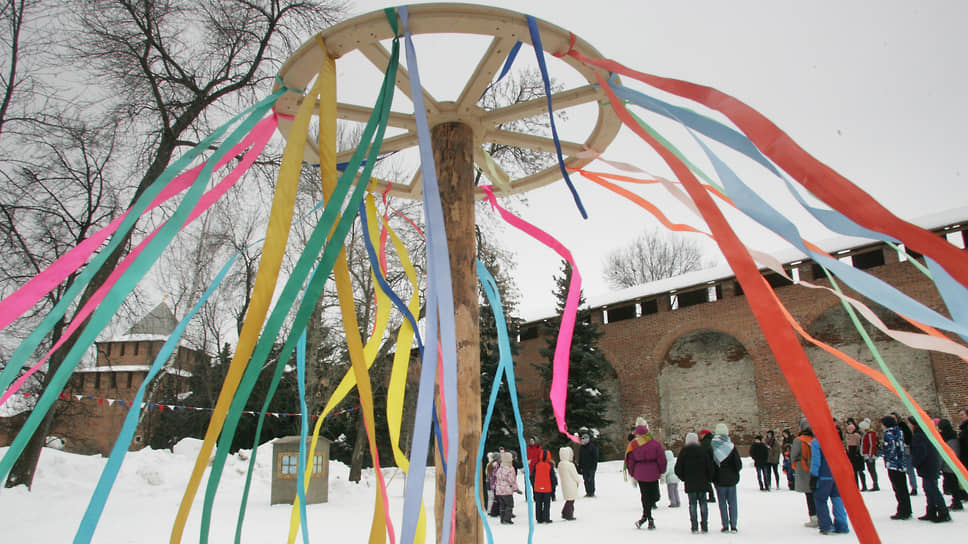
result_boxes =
[475,261,535,544]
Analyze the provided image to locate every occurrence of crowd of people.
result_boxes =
[480,408,968,535]
[483,432,600,525]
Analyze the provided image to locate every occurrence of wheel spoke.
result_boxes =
[483,84,601,127]
[360,42,441,115]
[335,133,419,163]
[337,103,416,131]
[485,129,583,156]
[457,36,515,110]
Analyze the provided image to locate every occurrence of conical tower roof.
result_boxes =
[126,302,178,337]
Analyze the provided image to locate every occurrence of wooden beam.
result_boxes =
[432,121,482,544]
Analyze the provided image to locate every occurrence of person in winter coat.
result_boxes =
[938,418,966,511]
[765,430,781,490]
[675,432,716,533]
[893,412,918,494]
[809,435,850,535]
[661,449,681,507]
[698,429,716,503]
[557,446,580,520]
[844,420,867,491]
[959,408,968,465]
[526,437,541,476]
[859,419,880,491]
[626,417,666,530]
[880,415,912,519]
[577,432,599,497]
[959,409,968,493]
[749,435,770,491]
[781,429,796,490]
[909,416,951,522]
[531,447,558,524]
[494,451,520,524]
[791,418,818,527]
[485,452,500,517]
[710,423,741,533]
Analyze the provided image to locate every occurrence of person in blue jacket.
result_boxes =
[810,432,850,535]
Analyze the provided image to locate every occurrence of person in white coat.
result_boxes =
[558,446,581,520]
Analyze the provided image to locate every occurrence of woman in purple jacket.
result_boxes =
[626,417,667,530]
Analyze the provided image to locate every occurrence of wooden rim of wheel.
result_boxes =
[273,2,621,200]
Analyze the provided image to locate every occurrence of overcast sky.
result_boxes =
[343,0,968,317]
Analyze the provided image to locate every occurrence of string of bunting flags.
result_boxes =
[12,390,358,419]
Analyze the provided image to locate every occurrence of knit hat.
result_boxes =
[799,417,811,432]
[685,432,699,445]
[714,423,729,436]
[858,419,870,431]
[699,429,712,438]
[635,416,649,435]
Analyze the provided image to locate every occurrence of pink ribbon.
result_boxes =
[0,116,279,331]
[481,186,580,443]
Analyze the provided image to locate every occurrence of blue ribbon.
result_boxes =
[527,15,587,219]
[398,6,461,543]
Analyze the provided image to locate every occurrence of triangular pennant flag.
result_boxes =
[107,399,115,406]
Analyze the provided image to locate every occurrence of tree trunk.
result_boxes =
[5,319,69,489]
[348,406,367,483]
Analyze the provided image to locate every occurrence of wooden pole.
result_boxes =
[432,121,482,543]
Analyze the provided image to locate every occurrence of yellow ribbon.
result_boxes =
[169,59,325,544]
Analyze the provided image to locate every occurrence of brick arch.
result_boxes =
[802,301,941,419]
[656,328,760,447]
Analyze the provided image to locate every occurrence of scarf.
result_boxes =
[711,434,734,465]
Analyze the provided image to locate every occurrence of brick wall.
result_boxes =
[516,249,968,459]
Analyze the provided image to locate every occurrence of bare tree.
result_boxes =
[0,117,124,487]
[2,0,346,489]
[475,68,561,184]
[603,227,708,288]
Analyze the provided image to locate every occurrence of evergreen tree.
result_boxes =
[534,261,613,448]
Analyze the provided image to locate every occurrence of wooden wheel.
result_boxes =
[273,2,621,200]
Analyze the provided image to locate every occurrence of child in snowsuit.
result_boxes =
[494,451,520,524]
[662,449,681,507]
[557,446,580,520]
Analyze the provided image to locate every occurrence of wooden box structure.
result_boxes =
[270,436,331,505]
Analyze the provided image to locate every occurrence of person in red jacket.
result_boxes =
[526,436,541,475]
[531,447,558,523]
[859,418,880,491]
[626,417,666,530]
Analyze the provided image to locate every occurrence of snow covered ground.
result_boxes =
[0,440,961,543]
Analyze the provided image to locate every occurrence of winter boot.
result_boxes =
[804,515,819,528]
[933,506,951,523]
[691,522,698,534]
[700,521,708,533]
[918,506,938,522]
[950,500,964,511]
[648,518,656,530]
[634,517,647,529]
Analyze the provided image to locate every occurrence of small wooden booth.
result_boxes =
[270,435,332,505]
